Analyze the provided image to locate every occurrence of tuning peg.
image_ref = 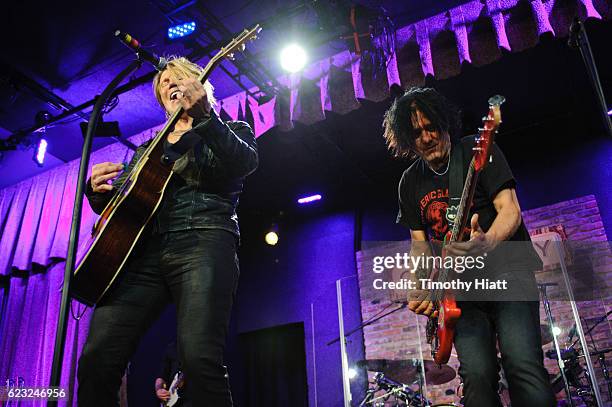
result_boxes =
[489,156,493,163]
[240,44,246,52]
[226,53,235,60]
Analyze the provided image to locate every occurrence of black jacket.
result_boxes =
[85,110,258,237]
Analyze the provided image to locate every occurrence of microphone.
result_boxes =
[114,30,167,71]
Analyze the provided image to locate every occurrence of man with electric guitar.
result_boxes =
[156,341,190,407]
[384,87,555,406]
[77,55,258,406]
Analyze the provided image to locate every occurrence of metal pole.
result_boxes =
[47,59,142,406]
[539,283,574,406]
[569,19,612,138]
[310,302,318,407]
[336,279,352,407]
[553,235,604,406]
[414,312,430,407]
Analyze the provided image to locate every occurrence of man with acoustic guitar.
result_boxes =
[384,87,555,406]
[77,56,257,406]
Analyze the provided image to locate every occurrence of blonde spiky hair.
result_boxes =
[153,56,216,113]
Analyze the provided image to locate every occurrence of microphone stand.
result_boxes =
[568,18,612,138]
[327,302,407,346]
[47,57,143,406]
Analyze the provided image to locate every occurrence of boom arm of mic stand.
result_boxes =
[327,303,407,346]
[47,58,143,406]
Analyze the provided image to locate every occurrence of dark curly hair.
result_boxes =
[383,87,461,158]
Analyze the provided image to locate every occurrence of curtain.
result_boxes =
[0,128,158,406]
[238,323,308,407]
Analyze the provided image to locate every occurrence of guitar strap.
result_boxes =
[447,141,464,229]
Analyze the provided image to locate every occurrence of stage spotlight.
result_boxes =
[297,194,322,204]
[608,108,612,115]
[348,368,358,379]
[265,224,279,246]
[33,138,47,167]
[280,44,307,73]
[552,326,562,336]
[32,110,51,166]
[168,21,196,40]
[265,231,279,246]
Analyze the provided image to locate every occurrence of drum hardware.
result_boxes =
[356,359,456,386]
[356,359,459,406]
[543,310,612,406]
[539,282,574,406]
[358,372,429,407]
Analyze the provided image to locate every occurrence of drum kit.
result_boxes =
[355,358,456,406]
[543,333,612,406]
[353,315,611,406]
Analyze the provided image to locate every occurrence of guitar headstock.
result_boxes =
[473,95,505,172]
[209,24,261,65]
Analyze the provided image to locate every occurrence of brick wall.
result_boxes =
[356,195,611,405]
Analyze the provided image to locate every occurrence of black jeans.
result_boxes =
[77,229,239,406]
[454,301,556,407]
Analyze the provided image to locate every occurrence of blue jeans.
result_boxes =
[454,301,556,407]
[77,229,239,406]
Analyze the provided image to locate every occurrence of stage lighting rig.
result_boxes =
[168,21,196,39]
[297,194,322,205]
[31,110,52,166]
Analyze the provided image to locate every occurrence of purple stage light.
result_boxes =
[297,194,322,204]
[168,21,196,39]
[608,108,612,116]
[34,138,47,166]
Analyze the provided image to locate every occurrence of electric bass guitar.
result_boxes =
[425,95,505,365]
[71,25,261,305]
[161,371,184,407]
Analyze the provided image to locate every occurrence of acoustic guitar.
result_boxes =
[71,25,261,305]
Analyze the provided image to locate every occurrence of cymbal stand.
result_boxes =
[539,282,574,406]
[581,313,612,401]
[551,236,604,406]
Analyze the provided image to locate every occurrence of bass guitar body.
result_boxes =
[426,95,505,365]
[427,295,462,365]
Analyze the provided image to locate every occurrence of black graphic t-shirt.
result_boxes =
[397,136,527,240]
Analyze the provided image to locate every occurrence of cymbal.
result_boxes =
[356,359,419,383]
[356,359,456,385]
[422,360,457,385]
